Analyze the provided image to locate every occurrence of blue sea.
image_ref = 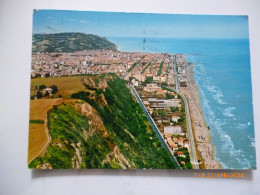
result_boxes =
[108,37,256,169]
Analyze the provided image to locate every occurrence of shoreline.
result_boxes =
[179,64,221,169]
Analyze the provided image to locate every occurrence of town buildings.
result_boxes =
[164,126,182,134]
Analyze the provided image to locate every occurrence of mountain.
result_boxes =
[32,32,117,53]
[28,74,178,169]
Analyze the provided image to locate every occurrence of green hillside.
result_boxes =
[32,32,117,53]
[29,74,178,169]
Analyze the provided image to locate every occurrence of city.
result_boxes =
[30,49,200,169]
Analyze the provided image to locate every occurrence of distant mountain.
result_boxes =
[32,32,117,53]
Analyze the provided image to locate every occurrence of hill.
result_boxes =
[32,32,117,53]
[28,74,178,169]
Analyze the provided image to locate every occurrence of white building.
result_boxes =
[148,98,179,108]
[171,116,180,123]
[164,126,182,134]
[131,79,139,87]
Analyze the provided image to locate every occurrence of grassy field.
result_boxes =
[30,76,86,98]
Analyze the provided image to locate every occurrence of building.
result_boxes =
[43,88,53,95]
[164,132,172,138]
[172,137,179,143]
[178,66,187,75]
[171,116,180,122]
[131,79,139,87]
[184,140,189,149]
[176,151,185,157]
[153,76,160,82]
[144,83,161,92]
[178,137,184,147]
[133,74,145,82]
[148,98,179,108]
[179,77,189,87]
[159,76,167,82]
[164,126,182,134]
[167,138,177,149]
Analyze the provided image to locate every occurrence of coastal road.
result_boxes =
[173,54,179,92]
[176,90,199,169]
[173,54,199,169]
[129,85,181,169]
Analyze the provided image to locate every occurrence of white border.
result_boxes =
[0,0,259,194]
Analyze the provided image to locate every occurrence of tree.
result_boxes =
[36,91,42,99]
[32,73,41,78]
[152,109,158,117]
[170,107,178,112]
[144,76,153,84]
[178,117,185,123]
[45,73,50,78]
[166,93,174,99]
[158,110,166,117]
[39,84,47,90]
[50,85,58,94]
[44,91,50,97]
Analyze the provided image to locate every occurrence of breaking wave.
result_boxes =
[223,107,235,118]
[194,64,252,169]
[238,123,247,130]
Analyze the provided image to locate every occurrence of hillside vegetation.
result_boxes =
[32,33,117,53]
[29,74,177,169]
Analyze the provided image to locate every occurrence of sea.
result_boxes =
[107,37,256,169]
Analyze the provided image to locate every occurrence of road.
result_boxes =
[173,54,179,92]
[120,72,129,79]
[176,89,199,169]
[129,85,181,169]
[172,54,199,169]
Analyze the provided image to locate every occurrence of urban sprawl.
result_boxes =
[31,50,195,168]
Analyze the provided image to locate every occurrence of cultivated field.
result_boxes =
[28,98,63,163]
[30,76,86,98]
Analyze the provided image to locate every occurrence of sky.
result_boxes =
[33,10,249,39]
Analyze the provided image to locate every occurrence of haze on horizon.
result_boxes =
[33,10,249,39]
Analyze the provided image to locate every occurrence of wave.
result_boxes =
[194,65,254,169]
[219,132,251,169]
[238,123,247,130]
[247,135,255,148]
[223,107,235,118]
[195,65,227,105]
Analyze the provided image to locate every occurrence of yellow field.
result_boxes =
[28,123,49,163]
[30,76,86,98]
[28,98,80,164]
[28,98,62,163]
[29,98,63,120]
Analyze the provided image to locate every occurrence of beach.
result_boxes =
[179,65,221,169]
[109,37,256,169]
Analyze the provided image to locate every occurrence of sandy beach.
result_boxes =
[179,65,221,169]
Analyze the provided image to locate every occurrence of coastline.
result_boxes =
[179,64,221,169]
